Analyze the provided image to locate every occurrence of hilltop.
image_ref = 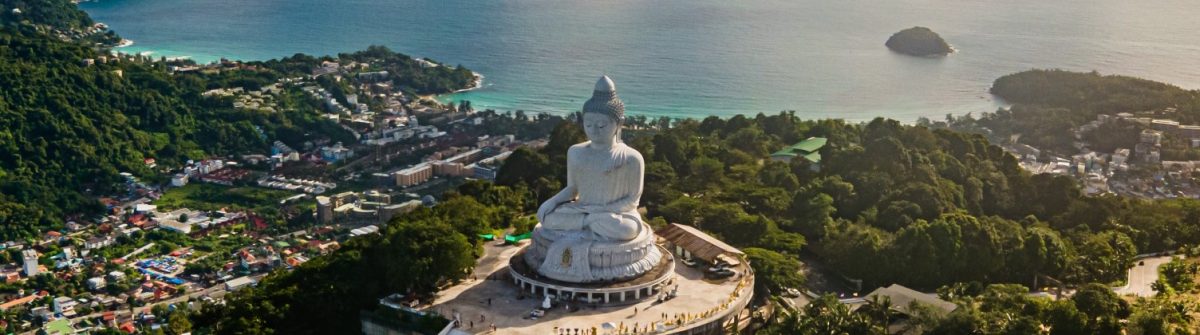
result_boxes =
[0,0,477,240]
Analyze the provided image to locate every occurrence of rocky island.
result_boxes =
[886,26,953,56]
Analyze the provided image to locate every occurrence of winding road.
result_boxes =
[1113,255,1176,297]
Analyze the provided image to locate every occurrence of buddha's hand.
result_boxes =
[537,200,559,223]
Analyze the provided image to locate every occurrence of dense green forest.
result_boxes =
[760,281,1198,334]
[1,0,93,30]
[495,115,1200,333]
[0,0,476,241]
[499,114,1200,290]
[990,70,1198,119]
[0,24,338,239]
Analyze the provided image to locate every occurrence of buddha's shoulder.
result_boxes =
[613,144,645,162]
[569,142,592,150]
[568,142,591,155]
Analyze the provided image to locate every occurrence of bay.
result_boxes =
[80,0,1200,121]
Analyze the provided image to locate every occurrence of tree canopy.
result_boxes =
[0,0,477,240]
[496,113,1200,290]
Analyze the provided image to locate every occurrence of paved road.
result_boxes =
[120,242,156,260]
[1114,255,1176,297]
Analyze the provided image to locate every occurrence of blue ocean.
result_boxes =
[80,0,1200,121]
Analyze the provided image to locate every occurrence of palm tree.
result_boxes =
[865,295,895,330]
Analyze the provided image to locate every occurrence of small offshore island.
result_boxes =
[885,26,953,56]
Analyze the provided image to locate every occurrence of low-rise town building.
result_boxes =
[21,250,38,277]
[315,191,422,225]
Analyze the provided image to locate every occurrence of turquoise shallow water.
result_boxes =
[81,0,1200,121]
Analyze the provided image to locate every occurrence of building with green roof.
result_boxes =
[770,137,827,167]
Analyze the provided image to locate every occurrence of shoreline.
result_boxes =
[90,38,1003,123]
[453,72,484,94]
[422,71,484,103]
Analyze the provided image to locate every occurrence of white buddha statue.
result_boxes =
[535,76,645,241]
[523,76,663,283]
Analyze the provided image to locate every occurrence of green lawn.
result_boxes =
[44,319,73,334]
[156,183,295,213]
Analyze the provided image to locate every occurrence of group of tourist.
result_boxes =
[588,271,752,334]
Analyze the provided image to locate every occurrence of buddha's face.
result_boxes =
[583,113,619,146]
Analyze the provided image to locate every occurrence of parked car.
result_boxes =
[705,268,735,279]
[681,258,697,267]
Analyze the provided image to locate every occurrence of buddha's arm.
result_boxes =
[546,179,578,206]
[537,149,580,221]
[552,148,581,204]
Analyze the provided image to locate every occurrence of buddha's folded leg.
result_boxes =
[585,212,641,241]
[541,211,587,230]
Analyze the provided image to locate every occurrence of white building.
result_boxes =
[320,142,354,162]
[108,271,127,281]
[22,249,38,277]
[158,219,193,235]
[86,277,106,291]
[134,203,157,213]
[1112,149,1130,166]
[316,196,333,224]
[171,173,188,187]
[225,276,257,291]
[52,296,77,315]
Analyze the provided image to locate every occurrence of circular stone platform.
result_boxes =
[424,241,755,335]
[523,222,665,283]
[511,245,675,305]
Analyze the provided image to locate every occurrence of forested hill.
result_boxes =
[922,70,1200,155]
[1,0,120,45]
[0,24,202,239]
[500,114,1200,291]
[991,70,1200,122]
[0,0,474,240]
[2,0,94,30]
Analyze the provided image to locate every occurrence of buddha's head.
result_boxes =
[582,75,625,145]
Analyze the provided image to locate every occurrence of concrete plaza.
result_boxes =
[426,241,751,335]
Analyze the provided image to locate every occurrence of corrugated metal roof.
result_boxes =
[770,137,826,163]
[789,137,827,153]
[802,152,822,163]
[864,284,958,316]
[656,223,743,263]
